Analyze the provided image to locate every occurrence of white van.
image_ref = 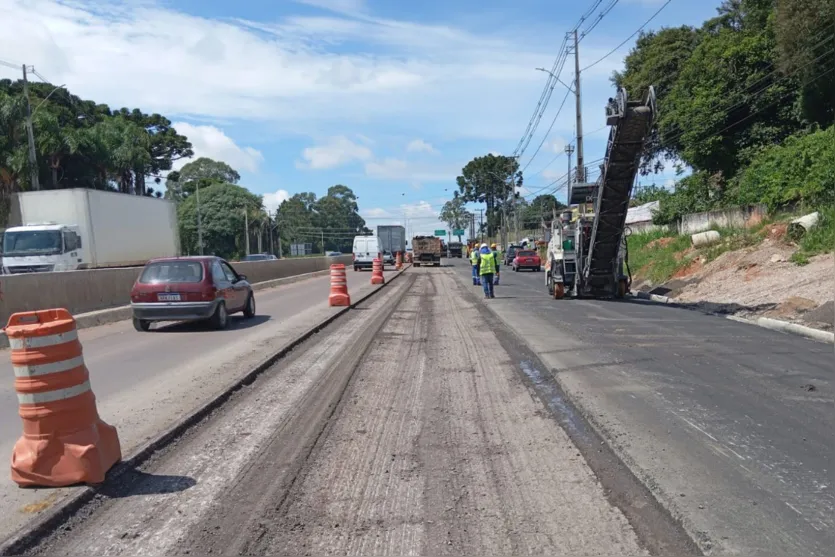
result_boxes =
[352,235,382,271]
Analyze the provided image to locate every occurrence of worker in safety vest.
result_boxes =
[491,243,501,285]
[479,243,496,299]
[470,246,480,285]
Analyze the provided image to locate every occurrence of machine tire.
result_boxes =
[132,317,151,332]
[617,279,628,298]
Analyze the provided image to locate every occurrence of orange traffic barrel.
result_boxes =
[5,308,121,487]
[328,263,350,306]
[371,258,385,285]
[395,252,403,270]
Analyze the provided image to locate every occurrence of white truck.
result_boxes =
[2,189,180,274]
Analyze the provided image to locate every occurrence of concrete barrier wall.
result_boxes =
[0,256,352,325]
[677,204,767,235]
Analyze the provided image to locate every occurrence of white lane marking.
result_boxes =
[672,411,718,442]
[786,502,803,515]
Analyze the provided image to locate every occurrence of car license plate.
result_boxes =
[157,293,181,302]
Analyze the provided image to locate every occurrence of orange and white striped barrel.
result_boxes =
[5,308,121,487]
[328,263,350,306]
[371,258,385,285]
[395,252,403,270]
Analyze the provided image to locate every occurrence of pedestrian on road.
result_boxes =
[470,246,481,286]
[479,243,496,299]
[491,243,501,285]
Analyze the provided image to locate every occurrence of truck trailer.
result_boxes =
[2,189,180,274]
[377,225,406,257]
[412,235,441,267]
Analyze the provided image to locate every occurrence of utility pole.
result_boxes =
[196,182,203,255]
[573,30,585,184]
[243,208,250,255]
[321,230,325,254]
[21,65,40,192]
[479,209,484,244]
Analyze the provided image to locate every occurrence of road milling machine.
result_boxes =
[545,86,657,299]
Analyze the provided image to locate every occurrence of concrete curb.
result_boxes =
[0,265,410,556]
[630,290,834,344]
[0,268,335,350]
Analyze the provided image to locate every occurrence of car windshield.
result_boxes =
[2,230,63,257]
[518,251,536,257]
[139,261,204,284]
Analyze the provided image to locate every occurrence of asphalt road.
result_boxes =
[449,258,834,555]
[0,267,396,541]
[22,270,659,556]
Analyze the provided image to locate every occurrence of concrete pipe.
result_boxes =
[788,212,820,239]
[691,230,721,248]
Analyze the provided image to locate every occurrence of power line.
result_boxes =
[579,0,620,40]
[520,87,573,173]
[581,0,674,72]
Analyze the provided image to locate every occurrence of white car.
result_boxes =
[352,235,382,271]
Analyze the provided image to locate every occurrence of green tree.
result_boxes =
[439,194,472,241]
[663,0,799,182]
[612,25,702,173]
[166,157,240,199]
[456,154,521,236]
[177,182,263,259]
[774,0,835,128]
[523,194,565,228]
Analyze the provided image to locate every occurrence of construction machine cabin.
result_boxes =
[545,86,656,299]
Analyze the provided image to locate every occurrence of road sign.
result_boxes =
[434,229,446,237]
[452,229,465,236]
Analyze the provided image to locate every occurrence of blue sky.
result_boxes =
[0,0,722,236]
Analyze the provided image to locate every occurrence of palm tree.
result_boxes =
[33,111,81,188]
[85,117,150,193]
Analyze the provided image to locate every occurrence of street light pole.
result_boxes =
[196,182,203,255]
[243,208,250,256]
[21,65,40,192]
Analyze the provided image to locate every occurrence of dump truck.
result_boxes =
[447,241,463,258]
[412,235,441,267]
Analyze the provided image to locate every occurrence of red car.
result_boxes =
[130,256,256,332]
[512,250,541,272]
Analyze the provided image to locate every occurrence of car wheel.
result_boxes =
[243,294,256,318]
[210,302,229,330]
[132,317,151,332]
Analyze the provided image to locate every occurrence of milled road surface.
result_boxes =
[0,268,395,542]
[449,258,834,555]
[19,269,672,556]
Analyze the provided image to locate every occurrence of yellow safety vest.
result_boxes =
[479,252,496,275]
[470,250,479,264]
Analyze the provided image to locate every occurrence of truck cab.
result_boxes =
[2,223,86,274]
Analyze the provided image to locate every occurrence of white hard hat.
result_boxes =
[481,243,488,248]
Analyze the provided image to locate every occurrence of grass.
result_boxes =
[626,229,692,285]
[793,205,835,262]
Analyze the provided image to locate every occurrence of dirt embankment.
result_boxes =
[636,224,834,331]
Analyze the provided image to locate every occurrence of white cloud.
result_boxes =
[172,122,264,173]
[364,158,460,182]
[297,136,372,169]
[406,139,438,154]
[0,0,625,143]
[550,138,568,154]
[361,207,392,218]
[262,188,290,214]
